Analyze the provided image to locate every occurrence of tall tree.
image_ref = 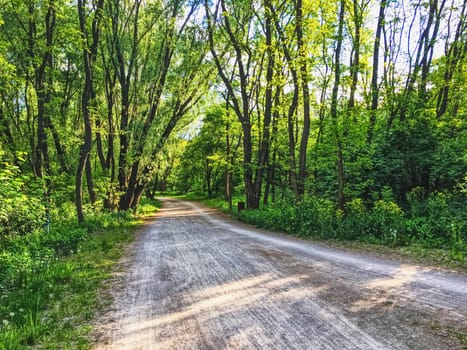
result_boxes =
[295,0,311,199]
[76,0,105,222]
[205,0,276,209]
[330,0,346,210]
[367,0,386,144]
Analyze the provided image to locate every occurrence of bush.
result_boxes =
[239,201,299,233]
[0,161,45,237]
[297,197,336,238]
[235,192,465,255]
[0,203,141,348]
[370,200,406,246]
[406,190,466,250]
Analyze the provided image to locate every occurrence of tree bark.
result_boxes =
[367,0,386,144]
[76,0,104,223]
[296,0,310,199]
[330,0,346,211]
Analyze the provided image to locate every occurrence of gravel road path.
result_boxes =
[94,198,466,350]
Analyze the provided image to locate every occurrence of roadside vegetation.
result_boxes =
[0,163,159,349]
[182,193,467,270]
[239,192,465,249]
[0,0,465,345]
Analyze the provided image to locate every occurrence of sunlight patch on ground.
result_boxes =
[351,265,421,312]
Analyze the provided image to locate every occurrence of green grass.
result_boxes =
[137,198,162,216]
[0,200,160,349]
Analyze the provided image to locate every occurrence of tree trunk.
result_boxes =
[265,87,280,205]
[330,0,346,211]
[76,0,104,223]
[45,115,68,173]
[436,1,466,118]
[224,116,233,209]
[367,0,386,144]
[253,0,275,207]
[296,0,310,200]
[86,157,97,204]
[348,0,363,110]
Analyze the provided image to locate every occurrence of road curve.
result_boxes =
[94,198,467,350]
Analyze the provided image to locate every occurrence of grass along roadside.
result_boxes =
[0,199,160,349]
[181,195,467,273]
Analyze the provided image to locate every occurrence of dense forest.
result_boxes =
[0,0,465,346]
[0,0,466,253]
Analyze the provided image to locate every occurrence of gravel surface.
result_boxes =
[93,198,467,350]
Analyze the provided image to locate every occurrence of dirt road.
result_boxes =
[94,198,466,350]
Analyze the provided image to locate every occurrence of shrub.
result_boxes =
[370,200,407,246]
[237,197,411,247]
[406,190,466,249]
[297,197,336,238]
[338,198,368,240]
[0,203,141,348]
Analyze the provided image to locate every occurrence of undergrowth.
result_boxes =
[188,191,466,269]
[0,199,160,349]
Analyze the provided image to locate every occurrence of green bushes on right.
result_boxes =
[238,189,466,257]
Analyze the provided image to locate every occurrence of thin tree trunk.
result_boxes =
[264,87,280,205]
[252,0,275,207]
[436,1,466,118]
[367,0,386,144]
[331,0,346,211]
[225,107,233,209]
[86,157,97,204]
[296,0,310,199]
[76,0,104,223]
[348,0,363,110]
[45,115,68,173]
[271,3,302,199]
[96,118,107,171]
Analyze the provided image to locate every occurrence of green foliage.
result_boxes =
[240,200,300,232]
[137,198,162,216]
[174,105,240,197]
[0,155,45,237]
[0,202,151,348]
[238,189,466,257]
[405,189,467,250]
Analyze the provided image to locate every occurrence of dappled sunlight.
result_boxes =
[119,274,302,331]
[95,199,467,350]
[366,265,419,290]
[102,269,391,350]
[155,202,221,218]
[189,274,274,300]
[155,198,221,219]
[223,326,265,349]
[350,264,421,312]
[100,273,315,349]
[156,205,200,218]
